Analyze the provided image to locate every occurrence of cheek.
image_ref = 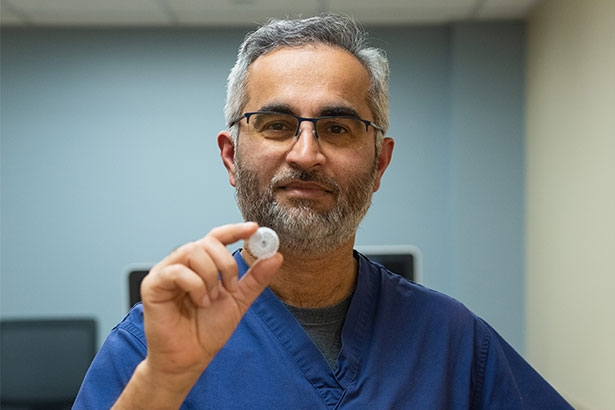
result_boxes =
[236,139,284,178]
[335,145,377,176]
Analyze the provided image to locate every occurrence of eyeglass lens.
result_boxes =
[247,112,368,146]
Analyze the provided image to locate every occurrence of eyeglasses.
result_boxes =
[230,111,384,147]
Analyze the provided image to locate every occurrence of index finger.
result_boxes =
[195,222,260,290]
[156,222,258,269]
[204,222,259,246]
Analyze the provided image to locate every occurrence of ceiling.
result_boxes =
[1,0,541,27]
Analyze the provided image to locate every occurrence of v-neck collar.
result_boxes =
[234,250,378,409]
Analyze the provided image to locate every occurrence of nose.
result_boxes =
[285,122,325,170]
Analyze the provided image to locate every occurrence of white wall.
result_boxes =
[526,1,615,409]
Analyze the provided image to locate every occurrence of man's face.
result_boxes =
[226,45,391,256]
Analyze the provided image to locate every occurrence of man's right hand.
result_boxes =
[112,222,283,410]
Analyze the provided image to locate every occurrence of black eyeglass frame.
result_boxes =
[229,111,385,139]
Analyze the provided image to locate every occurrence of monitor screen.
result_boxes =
[356,244,421,283]
[0,318,97,407]
[128,269,149,308]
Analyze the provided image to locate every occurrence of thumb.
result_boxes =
[235,253,283,309]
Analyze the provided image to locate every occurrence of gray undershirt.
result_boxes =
[284,293,353,370]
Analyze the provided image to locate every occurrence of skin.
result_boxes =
[112,44,394,409]
[221,45,394,307]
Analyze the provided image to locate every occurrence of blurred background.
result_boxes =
[1,0,613,409]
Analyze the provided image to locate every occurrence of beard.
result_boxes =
[234,155,378,256]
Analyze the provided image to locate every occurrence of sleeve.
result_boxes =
[471,319,574,410]
[72,306,148,409]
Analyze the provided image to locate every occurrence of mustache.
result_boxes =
[269,168,340,194]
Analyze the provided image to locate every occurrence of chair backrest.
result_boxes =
[0,318,97,409]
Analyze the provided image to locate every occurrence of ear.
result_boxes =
[373,137,394,192]
[218,131,237,187]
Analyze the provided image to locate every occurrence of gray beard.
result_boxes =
[234,158,377,256]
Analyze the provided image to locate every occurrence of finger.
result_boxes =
[156,222,258,270]
[143,264,209,308]
[234,252,283,312]
[146,222,262,305]
[206,222,259,247]
[149,241,220,302]
[181,241,222,300]
[195,222,260,292]
[195,235,239,294]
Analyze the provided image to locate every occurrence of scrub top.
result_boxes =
[74,251,572,409]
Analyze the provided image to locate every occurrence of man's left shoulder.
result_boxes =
[360,254,479,329]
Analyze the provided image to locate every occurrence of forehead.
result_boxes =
[244,45,372,116]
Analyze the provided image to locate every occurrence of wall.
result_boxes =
[526,0,615,408]
[449,23,525,342]
[1,24,526,356]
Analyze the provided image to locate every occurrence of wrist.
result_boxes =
[112,359,202,410]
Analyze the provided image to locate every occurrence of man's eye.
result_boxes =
[263,121,292,131]
[320,119,354,135]
[327,124,349,134]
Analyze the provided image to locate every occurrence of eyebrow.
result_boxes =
[258,103,294,115]
[319,106,361,119]
[257,103,362,119]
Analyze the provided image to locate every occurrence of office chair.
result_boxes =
[0,318,97,410]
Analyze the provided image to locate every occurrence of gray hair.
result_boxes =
[224,13,389,143]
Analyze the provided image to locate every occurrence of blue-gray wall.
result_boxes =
[0,23,525,352]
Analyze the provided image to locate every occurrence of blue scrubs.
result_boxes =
[74,251,572,409]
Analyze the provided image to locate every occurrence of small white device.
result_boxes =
[247,227,279,259]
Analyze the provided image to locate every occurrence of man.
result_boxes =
[74,14,572,409]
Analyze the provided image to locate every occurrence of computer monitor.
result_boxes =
[128,268,149,308]
[0,318,97,409]
[356,244,421,283]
